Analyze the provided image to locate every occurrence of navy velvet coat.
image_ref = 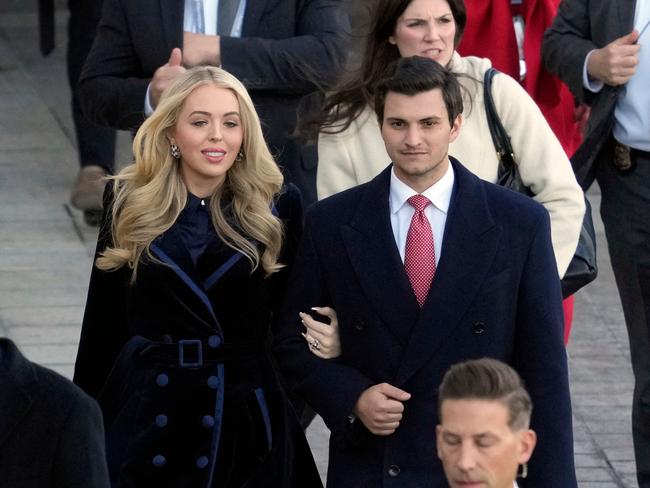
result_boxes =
[73,185,322,487]
[275,160,577,487]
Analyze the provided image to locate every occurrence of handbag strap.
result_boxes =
[483,68,516,170]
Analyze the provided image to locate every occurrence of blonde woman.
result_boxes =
[73,67,322,487]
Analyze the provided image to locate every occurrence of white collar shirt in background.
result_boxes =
[145,0,247,114]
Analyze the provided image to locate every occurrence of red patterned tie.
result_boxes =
[405,195,436,307]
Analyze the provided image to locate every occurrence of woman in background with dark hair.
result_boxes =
[314,0,584,284]
[458,0,587,343]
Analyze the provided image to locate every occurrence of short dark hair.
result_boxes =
[374,56,463,127]
[438,358,533,430]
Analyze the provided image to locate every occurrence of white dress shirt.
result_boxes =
[389,161,455,265]
[145,0,247,114]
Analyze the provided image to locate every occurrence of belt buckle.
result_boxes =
[613,140,633,171]
[178,339,203,368]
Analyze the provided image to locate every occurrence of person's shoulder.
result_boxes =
[482,180,548,224]
[307,179,372,220]
[30,362,101,417]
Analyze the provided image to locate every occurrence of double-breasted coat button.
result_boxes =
[152,455,166,467]
[208,335,221,348]
[155,414,168,427]
[354,319,365,332]
[207,375,220,389]
[387,465,400,477]
[156,373,169,386]
[202,415,215,428]
[196,456,209,469]
[473,322,486,334]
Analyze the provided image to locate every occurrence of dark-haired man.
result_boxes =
[276,56,576,486]
[437,358,537,488]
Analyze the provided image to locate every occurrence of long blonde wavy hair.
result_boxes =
[96,66,285,280]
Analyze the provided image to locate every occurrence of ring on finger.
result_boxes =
[310,338,321,351]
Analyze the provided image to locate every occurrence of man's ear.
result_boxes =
[517,429,537,464]
[448,114,463,143]
[435,424,444,459]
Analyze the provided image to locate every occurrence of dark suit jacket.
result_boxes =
[543,0,636,189]
[275,160,576,487]
[0,338,109,488]
[78,0,349,203]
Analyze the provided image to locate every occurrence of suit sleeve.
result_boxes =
[73,185,130,399]
[51,393,110,488]
[542,0,597,103]
[515,209,577,487]
[220,0,349,95]
[78,0,150,130]
[273,212,374,433]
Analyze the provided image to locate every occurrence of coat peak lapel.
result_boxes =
[395,161,499,384]
[342,167,420,344]
[160,0,184,52]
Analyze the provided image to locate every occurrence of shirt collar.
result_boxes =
[389,160,455,215]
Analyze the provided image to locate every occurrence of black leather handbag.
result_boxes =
[483,68,597,298]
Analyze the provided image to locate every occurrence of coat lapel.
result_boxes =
[241,0,269,36]
[617,0,636,34]
[150,225,222,330]
[395,160,501,384]
[0,340,34,450]
[341,167,419,345]
[160,0,184,52]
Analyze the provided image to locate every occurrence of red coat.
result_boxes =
[459,0,582,156]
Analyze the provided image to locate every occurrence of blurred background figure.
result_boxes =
[457,0,587,343]
[437,358,537,488]
[0,337,110,488]
[77,0,350,206]
[38,0,116,226]
[544,1,650,484]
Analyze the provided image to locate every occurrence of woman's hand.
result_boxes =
[299,306,341,359]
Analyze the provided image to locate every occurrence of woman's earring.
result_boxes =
[517,463,528,479]
[170,143,181,159]
[236,149,244,162]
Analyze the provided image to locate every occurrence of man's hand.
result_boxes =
[183,32,221,67]
[150,48,186,108]
[353,383,411,436]
[587,30,640,86]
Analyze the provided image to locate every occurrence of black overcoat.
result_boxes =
[73,185,322,487]
[0,338,110,488]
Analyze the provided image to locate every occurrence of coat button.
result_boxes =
[155,414,168,427]
[196,456,209,469]
[202,415,215,428]
[208,335,221,348]
[152,455,166,467]
[156,373,169,386]
[354,320,365,331]
[473,322,485,334]
[207,375,220,389]
[387,465,400,477]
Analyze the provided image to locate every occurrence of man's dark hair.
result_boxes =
[438,358,533,430]
[374,56,463,127]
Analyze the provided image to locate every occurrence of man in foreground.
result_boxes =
[276,56,576,486]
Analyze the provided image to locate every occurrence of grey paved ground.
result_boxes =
[0,7,641,487]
